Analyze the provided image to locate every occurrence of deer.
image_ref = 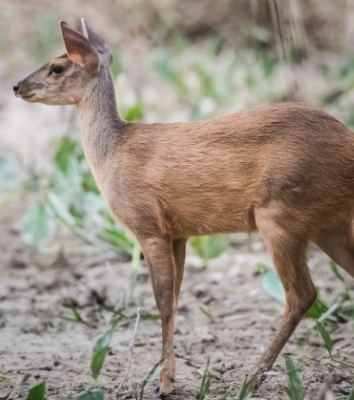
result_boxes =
[13,19,354,397]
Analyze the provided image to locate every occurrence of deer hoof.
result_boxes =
[154,386,169,399]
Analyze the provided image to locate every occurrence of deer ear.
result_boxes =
[60,21,99,70]
[81,18,113,65]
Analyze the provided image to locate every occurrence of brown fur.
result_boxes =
[14,20,354,396]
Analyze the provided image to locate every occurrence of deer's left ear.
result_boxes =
[60,21,99,70]
[81,18,113,65]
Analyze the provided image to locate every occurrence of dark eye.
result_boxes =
[52,66,63,74]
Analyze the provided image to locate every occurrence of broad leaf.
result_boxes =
[190,234,230,264]
[306,295,328,319]
[54,136,81,172]
[316,321,333,355]
[284,356,306,400]
[21,202,56,247]
[347,388,354,400]
[26,381,46,400]
[91,329,113,380]
[47,192,75,225]
[262,271,328,319]
[262,270,286,305]
[123,103,143,122]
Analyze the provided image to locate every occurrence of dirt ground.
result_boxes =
[0,204,353,400]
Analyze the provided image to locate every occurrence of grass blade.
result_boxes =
[236,379,254,400]
[197,356,211,400]
[316,321,333,355]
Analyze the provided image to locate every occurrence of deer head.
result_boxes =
[13,19,113,106]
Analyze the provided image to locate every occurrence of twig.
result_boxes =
[116,307,142,393]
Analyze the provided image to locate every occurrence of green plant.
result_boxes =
[235,379,254,400]
[200,306,215,324]
[19,135,137,256]
[348,388,354,400]
[197,357,211,400]
[284,356,306,400]
[25,381,46,400]
[316,321,354,368]
[259,264,329,319]
[190,234,230,268]
[91,329,114,380]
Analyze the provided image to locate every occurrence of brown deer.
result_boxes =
[14,19,354,397]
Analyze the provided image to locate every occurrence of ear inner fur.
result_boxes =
[60,21,99,69]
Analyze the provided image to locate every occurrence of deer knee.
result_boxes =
[287,283,316,316]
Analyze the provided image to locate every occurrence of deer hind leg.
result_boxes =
[248,207,316,384]
[173,238,187,308]
[313,223,354,279]
[139,235,177,397]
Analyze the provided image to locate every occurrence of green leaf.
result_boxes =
[255,262,269,276]
[197,357,211,400]
[330,260,344,281]
[200,306,215,323]
[284,356,306,400]
[54,136,81,173]
[82,171,100,194]
[190,234,230,264]
[101,227,134,252]
[26,381,46,400]
[123,103,143,122]
[347,388,354,400]
[237,379,254,400]
[66,156,82,185]
[262,270,286,305]
[0,157,18,189]
[47,192,75,225]
[75,389,104,400]
[21,202,56,247]
[110,45,123,79]
[305,295,328,319]
[316,321,333,355]
[262,271,328,319]
[91,329,113,380]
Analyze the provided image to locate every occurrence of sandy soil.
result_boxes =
[0,204,354,400]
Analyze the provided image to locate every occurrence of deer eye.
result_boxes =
[52,66,63,74]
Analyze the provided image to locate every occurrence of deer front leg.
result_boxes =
[140,235,176,397]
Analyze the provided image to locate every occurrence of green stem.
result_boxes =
[331,355,354,369]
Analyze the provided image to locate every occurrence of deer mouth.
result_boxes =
[20,93,36,101]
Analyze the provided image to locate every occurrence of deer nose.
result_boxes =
[13,84,20,94]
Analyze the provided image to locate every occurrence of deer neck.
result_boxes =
[76,69,125,191]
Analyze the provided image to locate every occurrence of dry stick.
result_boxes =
[117,307,142,392]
